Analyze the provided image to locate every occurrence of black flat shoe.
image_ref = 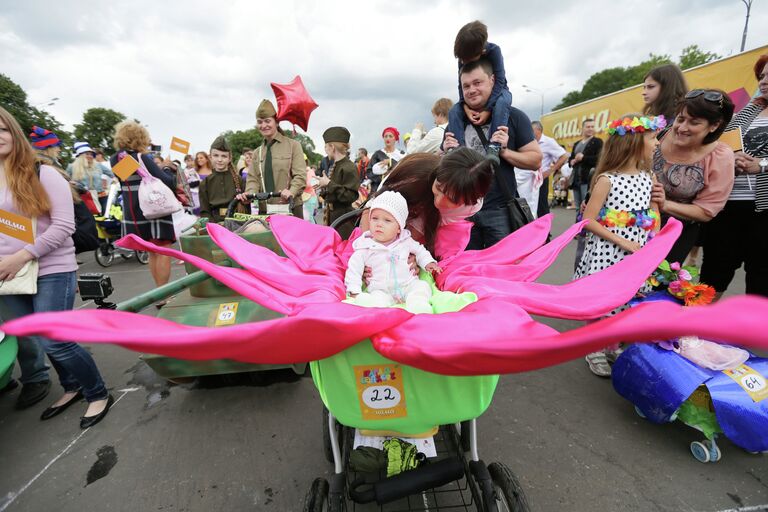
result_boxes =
[80,394,114,429]
[15,380,51,410]
[40,391,84,421]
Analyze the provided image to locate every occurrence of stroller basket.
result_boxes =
[311,339,499,437]
[179,227,285,298]
[99,218,122,238]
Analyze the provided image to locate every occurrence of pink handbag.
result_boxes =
[135,154,182,219]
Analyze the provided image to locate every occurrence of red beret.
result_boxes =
[382,127,400,141]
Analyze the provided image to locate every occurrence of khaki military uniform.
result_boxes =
[322,156,360,239]
[245,132,306,218]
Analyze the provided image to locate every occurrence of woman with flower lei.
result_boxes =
[574,114,666,376]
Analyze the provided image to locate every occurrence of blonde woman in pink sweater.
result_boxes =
[0,107,112,428]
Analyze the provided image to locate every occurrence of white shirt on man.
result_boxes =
[406,123,448,155]
[515,134,567,217]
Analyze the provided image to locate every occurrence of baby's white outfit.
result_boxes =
[345,229,435,314]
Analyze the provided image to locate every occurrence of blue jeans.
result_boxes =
[572,183,589,214]
[466,206,512,250]
[446,89,513,146]
[0,272,108,402]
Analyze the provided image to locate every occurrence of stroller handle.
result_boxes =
[226,191,294,218]
[330,208,365,230]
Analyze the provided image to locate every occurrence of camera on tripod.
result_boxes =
[77,273,115,309]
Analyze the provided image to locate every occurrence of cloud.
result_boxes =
[2,0,765,155]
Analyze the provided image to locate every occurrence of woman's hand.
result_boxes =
[279,189,292,201]
[619,239,643,254]
[425,262,442,274]
[408,254,418,276]
[462,104,490,126]
[651,183,666,211]
[362,266,372,286]
[735,151,761,174]
[317,176,330,188]
[0,250,34,282]
[443,133,460,151]
[490,126,509,149]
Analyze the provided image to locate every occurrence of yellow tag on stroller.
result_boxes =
[723,364,768,403]
[213,302,239,326]
[354,364,408,420]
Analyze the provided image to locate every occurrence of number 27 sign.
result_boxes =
[354,364,408,420]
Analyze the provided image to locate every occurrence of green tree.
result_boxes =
[625,53,673,85]
[554,46,720,111]
[73,107,127,155]
[222,128,264,161]
[0,73,72,162]
[0,74,66,135]
[578,67,631,101]
[284,131,322,166]
[679,44,721,70]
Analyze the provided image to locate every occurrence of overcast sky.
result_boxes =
[2,0,766,157]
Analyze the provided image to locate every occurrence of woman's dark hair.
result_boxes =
[643,64,689,121]
[675,89,735,144]
[436,147,493,207]
[378,153,441,253]
[377,149,493,255]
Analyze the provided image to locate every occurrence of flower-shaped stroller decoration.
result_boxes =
[4,215,768,376]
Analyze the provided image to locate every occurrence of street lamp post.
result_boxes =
[33,97,59,108]
[741,0,753,52]
[522,84,564,118]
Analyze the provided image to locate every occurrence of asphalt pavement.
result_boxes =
[0,208,764,512]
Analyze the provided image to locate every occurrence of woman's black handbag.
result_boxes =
[496,171,535,232]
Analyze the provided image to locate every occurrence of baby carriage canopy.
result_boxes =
[6,215,768,378]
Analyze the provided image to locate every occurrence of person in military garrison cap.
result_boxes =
[199,135,247,222]
[316,126,360,239]
[238,99,306,217]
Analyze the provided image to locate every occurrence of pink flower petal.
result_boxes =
[448,218,682,319]
[206,223,345,299]
[3,303,412,364]
[116,235,336,314]
[371,295,768,375]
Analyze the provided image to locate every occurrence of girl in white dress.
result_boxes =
[574,114,667,376]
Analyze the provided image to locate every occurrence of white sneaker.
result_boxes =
[585,351,612,377]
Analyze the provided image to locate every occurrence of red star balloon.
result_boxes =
[270,75,319,132]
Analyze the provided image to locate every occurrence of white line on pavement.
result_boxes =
[0,388,137,512]
[713,506,768,512]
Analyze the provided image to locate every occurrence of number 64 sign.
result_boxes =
[354,365,408,420]
[724,364,768,403]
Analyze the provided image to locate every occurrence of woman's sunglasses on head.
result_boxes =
[685,89,724,108]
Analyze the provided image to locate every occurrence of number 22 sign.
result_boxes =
[354,365,408,420]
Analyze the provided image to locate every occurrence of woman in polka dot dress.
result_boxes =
[574,114,667,376]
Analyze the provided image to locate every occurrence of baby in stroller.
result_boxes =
[344,191,440,314]
[551,172,569,208]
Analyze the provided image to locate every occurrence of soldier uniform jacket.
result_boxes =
[199,170,239,223]
[245,131,306,207]
[323,156,359,208]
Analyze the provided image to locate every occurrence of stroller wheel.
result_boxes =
[302,478,329,512]
[95,245,114,267]
[690,441,711,463]
[136,251,150,265]
[486,462,530,512]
